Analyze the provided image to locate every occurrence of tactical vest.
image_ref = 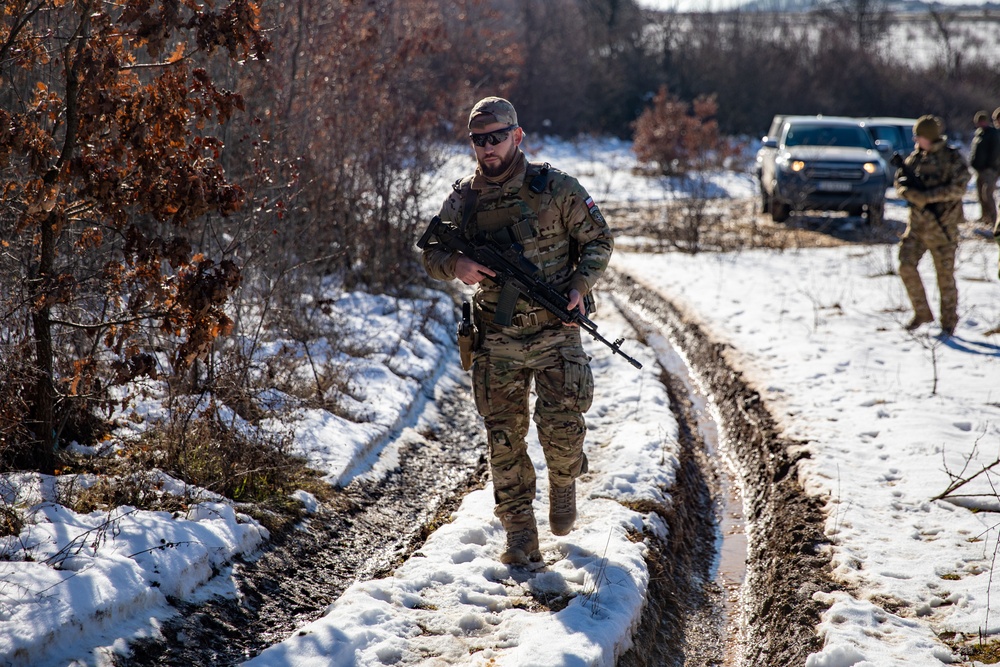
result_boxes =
[455,162,578,326]
[458,162,574,286]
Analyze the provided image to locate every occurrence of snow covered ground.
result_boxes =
[624,240,1000,666]
[2,136,1000,666]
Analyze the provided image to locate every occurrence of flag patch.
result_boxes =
[584,196,606,226]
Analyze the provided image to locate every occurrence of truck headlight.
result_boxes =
[863,162,879,174]
[777,158,806,172]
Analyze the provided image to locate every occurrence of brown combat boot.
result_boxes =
[500,526,541,566]
[905,313,933,331]
[549,481,577,536]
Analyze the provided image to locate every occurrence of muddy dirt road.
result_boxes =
[118,374,489,666]
[609,271,832,666]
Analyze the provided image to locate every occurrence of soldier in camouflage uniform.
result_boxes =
[894,115,970,336]
[994,109,1000,280]
[421,97,614,566]
[969,110,1000,228]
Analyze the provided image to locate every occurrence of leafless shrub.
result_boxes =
[932,431,1000,651]
[58,463,184,517]
[932,433,1000,505]
[633,90,732,178]
[154,400,296,503]
[0,343,39,472]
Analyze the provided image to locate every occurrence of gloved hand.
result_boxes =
[898,187,928,208]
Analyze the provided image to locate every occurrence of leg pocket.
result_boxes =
[472,355,491,416]
[559,347,594,413]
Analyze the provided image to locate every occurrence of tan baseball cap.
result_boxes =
[468,97,518,130]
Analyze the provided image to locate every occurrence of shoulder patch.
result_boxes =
[584,196,607,226]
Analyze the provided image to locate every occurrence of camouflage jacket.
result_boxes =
[894,137,970,233]
[421,151,614,322]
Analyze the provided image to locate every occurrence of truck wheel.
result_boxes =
[866,202,884,227]
[761,186,771,214]
[771,200,790,223]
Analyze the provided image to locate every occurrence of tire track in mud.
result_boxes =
[606,269,835,667]
[117,373,488,666]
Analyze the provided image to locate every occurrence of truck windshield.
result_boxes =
[784,125,872,149]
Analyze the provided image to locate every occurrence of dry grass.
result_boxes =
[967,641,1000,664]
[0,503,22,539]
[52,396,335,534]
[606,198,903,254]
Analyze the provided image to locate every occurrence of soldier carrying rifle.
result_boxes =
[893,114,970,337]
[419,97,616,567]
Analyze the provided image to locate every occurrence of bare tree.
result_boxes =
[1,0,267,472]
[815,0,891,54]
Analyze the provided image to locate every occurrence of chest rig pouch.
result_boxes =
[464,164,555,330]
[448,164,553,368]
[462,163,549,256]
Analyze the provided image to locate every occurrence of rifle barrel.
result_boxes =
[418,216,643,370]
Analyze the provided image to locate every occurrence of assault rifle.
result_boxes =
[890,152,951,242]
[417,216,642,370]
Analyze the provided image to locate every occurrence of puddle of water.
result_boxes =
[644,329,749,665]
[650,334,748,587]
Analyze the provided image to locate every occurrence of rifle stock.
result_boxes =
[417,216,642,369]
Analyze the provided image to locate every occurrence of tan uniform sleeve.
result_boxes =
[557,178,614,297]
[420,187,465,281]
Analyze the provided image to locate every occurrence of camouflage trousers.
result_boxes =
[976,168,998,226]
[899,217,958,330]
[471,322,593,531]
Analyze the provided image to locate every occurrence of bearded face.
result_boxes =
[471,124,523,178]
[478,137,518,177]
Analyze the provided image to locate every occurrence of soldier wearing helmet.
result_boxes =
[894,115,970,336]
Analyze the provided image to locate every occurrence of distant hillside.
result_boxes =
[738,0,1000,12]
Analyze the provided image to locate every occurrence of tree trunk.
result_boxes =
[30,209,57,474]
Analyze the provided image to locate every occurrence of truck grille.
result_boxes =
[804,164,866,181]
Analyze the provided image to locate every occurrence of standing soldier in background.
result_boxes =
[994,108,1000,280]
[894,115,971,337]
[420,97,614,566]
[970,110,1000,229]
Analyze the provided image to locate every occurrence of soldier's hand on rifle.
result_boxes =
[564,289,585,326]
[455,255,496,286]
[899,187,927,208]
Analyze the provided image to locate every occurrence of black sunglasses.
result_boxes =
[469,125,518,147]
